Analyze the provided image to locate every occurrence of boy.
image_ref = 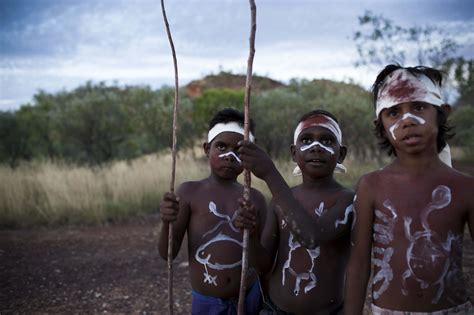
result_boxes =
[158,108,267,314]
[344,65,474,314]
[236,110,355,314]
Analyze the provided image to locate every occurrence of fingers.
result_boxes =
[235,198,258,233]
[160,192,179,223]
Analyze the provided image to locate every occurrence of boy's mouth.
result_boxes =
[402,133,422,145]
[307,158,326,164]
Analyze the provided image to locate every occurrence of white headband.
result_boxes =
[208,122,255,143]
[293,115,342,145]
[375,68,445,117]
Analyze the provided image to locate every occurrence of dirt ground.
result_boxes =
[1,214,473,314]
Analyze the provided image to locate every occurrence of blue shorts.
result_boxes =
[191,281,262,315]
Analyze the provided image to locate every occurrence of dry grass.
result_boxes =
[0,153,209,228]
[0,152,382,228]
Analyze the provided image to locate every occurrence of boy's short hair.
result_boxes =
[208,108,255,133]
[297,109,339,125]
[372,64,454,156]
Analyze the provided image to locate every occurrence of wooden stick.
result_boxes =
[160,1,179,314]
[238,1,256,314]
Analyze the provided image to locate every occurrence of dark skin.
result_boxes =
[345,102,474,314]
[157,131,267,299]
[236,125,354,314]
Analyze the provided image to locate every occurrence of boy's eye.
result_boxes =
[388,110,398,117]
[301,138,312,145]
[414,104,425,111]
[322,138,332,145]
[216,144,226,151]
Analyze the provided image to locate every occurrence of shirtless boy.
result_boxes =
[237,110,354,314]
[158,108,267,314]
[344,65,474,314]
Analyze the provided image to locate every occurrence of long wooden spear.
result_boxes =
[238,1,256,314]
[160,0,179,314]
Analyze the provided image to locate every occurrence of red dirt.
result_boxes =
[1,214,473,314]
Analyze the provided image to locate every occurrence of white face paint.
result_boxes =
[372,200,398,300]
[218,151,241,164]
[388,112,426,140]
[282,233,320,296]
[195,201,242,286]
[402,185,462,304]
[300,141,334,155]
[335,204,353,228]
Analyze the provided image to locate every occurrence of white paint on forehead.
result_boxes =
[293,116,342,145]
[300,140,335,155]
[388,112,426,140]
[218,151,241,164]
[376,68,445,117]
[208,122,255,143]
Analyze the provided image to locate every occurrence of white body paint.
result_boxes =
[335,204,353,228]
[195,201,242,286]
[281,202,325,296]
[282,233,320,296]
[314,201,327,217]
[372,200,398,300]
[351,195,358,247]
[388,112,426,140]
[402,185,462,303]
[218,151,241,163]
[300,141,335,155]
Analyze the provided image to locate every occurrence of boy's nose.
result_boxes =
[400,113,422,128]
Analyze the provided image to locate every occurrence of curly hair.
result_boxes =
[372,64,454,156]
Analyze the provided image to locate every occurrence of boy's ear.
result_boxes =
[373,118,378,127]
[441,104,451,117]
[338,145,348,163]
[290,144,297,162]
[203,142,210,157]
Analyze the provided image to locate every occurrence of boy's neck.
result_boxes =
[207,173,238,186]
[393,150,444,174]
[301,173,339,190]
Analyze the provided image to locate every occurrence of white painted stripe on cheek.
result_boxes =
[388,113,426,140]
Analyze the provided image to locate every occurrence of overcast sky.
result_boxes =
[1,0,473,111]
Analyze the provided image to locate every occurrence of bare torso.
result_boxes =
[181,179,259,299]
[269,187,352,314]
[368,166,471,311]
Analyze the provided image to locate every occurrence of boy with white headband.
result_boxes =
[345,65,474,315]
[158,108,267,314]
[236,109,354,314]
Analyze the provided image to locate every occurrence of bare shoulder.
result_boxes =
[176,180,205,202]
[447,168,474,202]
[356,169,381,191]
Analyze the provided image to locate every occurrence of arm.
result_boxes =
[157,184,191,260]
[467,177,474,240]
[239,140,353,249]
[344,175,375,315]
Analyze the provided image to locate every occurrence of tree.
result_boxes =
[353,10,460,68]
[353,10,472,105]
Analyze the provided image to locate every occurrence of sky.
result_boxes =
[1,0,473,111]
